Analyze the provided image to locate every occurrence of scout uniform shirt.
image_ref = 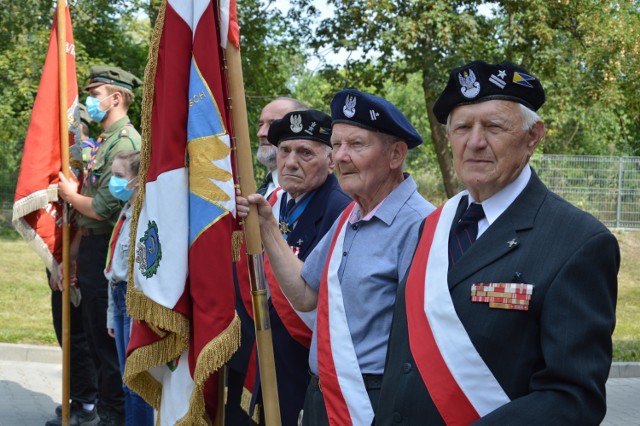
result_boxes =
[76,116,141,230]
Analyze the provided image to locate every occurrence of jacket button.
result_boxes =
[343,251,347,256]
[352,224,358,230]
[402,362,412,373]
[393,412,402,423]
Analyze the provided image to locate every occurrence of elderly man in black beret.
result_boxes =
[238,89,435,425]
[376,60,619,425]
[232,109,351,425]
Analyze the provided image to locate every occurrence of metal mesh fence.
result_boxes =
[531,155,640,229]
[1,155,639,229]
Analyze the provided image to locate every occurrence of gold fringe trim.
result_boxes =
[232,230,243,262]
[175,313,241,426]
[123,1,169,410]
[240,387,262,424]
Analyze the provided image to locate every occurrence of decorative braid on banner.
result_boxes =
[126,0,164,285]
[241,389,261,423]
[124,287,190,407]
[11,185,59,218]
[232,230,243,262]
[11,218,55,272]
[175,314,242,426]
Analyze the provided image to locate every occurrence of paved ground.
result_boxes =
[0,343,639,425]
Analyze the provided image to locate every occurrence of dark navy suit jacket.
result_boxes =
[377,170,619,425]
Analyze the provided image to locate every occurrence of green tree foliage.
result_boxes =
[291,0,640,196]
[0,0,305,180]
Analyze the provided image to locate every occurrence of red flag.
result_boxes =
[124,1,241,423]
[12,3,79,277]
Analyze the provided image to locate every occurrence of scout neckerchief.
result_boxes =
[278,191,315,239]
[84,122,136,190]
[405,192,510,424]
[317,201,375,426]
[83,134,103,190]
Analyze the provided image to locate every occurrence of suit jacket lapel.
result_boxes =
[448,171,548,290]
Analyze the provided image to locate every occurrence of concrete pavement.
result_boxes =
[1,343,639,425]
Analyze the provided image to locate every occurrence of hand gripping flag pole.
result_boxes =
[225,31,282,426]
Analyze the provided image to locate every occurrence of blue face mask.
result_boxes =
[109,176,134,201]
[85,94,114,123]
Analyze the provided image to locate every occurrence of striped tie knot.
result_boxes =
[449,201,485,267]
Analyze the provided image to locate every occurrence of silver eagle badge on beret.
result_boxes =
[459,69,481,99]
[343,95,357,118]
[290,114,303,133]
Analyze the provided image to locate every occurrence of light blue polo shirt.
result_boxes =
[301,174,435,374]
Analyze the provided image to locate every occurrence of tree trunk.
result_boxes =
[422,74,459,198]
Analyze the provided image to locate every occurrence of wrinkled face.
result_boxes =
[331,123,398,200]
[256,100,296,169]
[447,100,543,201]
[277,139,333,197]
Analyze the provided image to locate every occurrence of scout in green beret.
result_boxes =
[54,64,144,426]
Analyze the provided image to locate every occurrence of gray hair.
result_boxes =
[445,102,542,132]
[274,97,309,111]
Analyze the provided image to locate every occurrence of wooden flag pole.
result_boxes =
[57,0,71,424]
[226,44,282,425]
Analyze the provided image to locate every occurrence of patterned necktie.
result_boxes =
[448,200,485,268]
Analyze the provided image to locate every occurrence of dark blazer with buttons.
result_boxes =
[376,170,619,425]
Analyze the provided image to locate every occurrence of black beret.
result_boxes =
[433,60,545,124]
[267,109,333,147]
[330,89,423,149]
[85,65,143,91]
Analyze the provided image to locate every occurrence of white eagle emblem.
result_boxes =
[343,95,357,118]
[290,114,303,133]
[459,69,481,99]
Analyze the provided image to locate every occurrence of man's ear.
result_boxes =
[390,141,408,170]
[527,120,545,152]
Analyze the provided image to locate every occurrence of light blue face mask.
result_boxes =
[85,94,114,123]
[109,176,134,201]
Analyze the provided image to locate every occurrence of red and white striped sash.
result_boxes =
[405,193,510,425]
[317,202,374,426]
[264,188,313,347]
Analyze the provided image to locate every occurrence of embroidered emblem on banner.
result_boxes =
[290,114,303,133]
[459,69,481,98]
[513,71,536,88]
[343,95,357,118]
[136,220,162,278]
[470,282,534,311]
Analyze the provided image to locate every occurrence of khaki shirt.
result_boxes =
[77,116,141,229]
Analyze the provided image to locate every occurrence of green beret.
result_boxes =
[85,65,143,91]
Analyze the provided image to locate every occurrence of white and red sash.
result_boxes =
[405,193,510,425]
[264,188,314,347]
[317,202,374,426]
